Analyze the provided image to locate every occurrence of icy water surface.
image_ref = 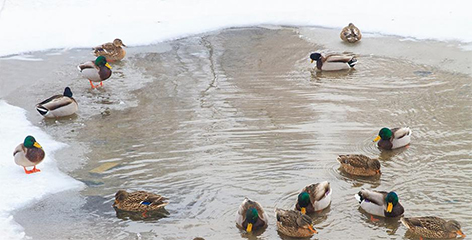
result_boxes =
[8,28,472,239]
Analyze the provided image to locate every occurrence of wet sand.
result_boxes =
[1,26,471,239]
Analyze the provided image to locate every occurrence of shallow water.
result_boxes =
[7,27,472,239]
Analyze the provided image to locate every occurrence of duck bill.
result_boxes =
[105,63,112,69]
[33,142,42,148]
[373,135,381,142]
[301,207,306,214]
[121,43,126,47]
[310,59,314,63]
[457,230,466,238]
[246,223,253,232]
[386,202,393,213]
[308,225,318,234]
[113,200,118,207]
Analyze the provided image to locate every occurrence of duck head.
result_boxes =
[297,192,311,214]
[24,135,42,149]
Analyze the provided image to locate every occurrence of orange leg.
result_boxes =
[32,166,41,173]
[142,210,147,218]
[89,80,97,89]
[23,167,34,174]
[419,237,423,240]
[370,215,379,222]
[99,81,103,87]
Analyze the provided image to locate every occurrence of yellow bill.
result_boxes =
[308,225,318,234]
[373,135,381,142]
[301,207,306,214]
[310,60,314,63]
[33,142,42,148]
[246,223,253,232]
[386,202,393,213]
[105,62,112,69]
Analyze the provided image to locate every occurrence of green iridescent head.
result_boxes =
[378,128,393,140]
[24,135,41,149]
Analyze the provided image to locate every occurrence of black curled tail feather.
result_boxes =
[348,57,357,68]
[36,106,48,116]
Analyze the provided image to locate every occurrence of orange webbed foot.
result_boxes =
[370,215,379,222]
[32,166,41,173]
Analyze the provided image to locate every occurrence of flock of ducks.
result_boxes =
[11,26,466,239]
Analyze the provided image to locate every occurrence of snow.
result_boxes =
[0,0,471,57]
[0,101,83,239]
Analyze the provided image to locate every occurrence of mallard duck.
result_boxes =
[78,56,112,89]
[113,190,168,217]
[340,23,362,43]
[13,136,45,174]
[373,127,411,150]
[236,197,268,233]
[93,38,126,62]
[401,217,466,239]
[310,52,357,71]
[35,87,78,118]
[355,189,404,220]
[295,181,331,214]
[338,154,381,177]
[275,208,317,238]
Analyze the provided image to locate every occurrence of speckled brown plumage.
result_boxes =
[338,154,381,177]
[401,217,466,239]
[275,209,317,238]
[113,190,168,213]
[93,38,126,62]
[340,23,362,43]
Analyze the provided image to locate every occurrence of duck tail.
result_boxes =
[36,106,49,116]
[348,57,357,68]
[354,191,363,203]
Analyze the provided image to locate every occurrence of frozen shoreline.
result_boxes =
[0,1,471,57]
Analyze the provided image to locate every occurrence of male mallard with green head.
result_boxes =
[78,56,112,89]
[340,23,362,43]
[310,52,357,71]
[36,87,78,118]
[236,198,268,233]
[338,154,381,177]
[374,127,411,150]
[13,136,45,174]
[295,181,331,214]
[401,216,466,239]
[355,189,404,221]
[275,208,318,238]
[113,190,168,217]
[93,38,126,62]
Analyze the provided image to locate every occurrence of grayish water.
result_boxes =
[6,27,472,239]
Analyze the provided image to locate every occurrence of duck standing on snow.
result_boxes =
[13,136,45,174]
[78,56,112,89]
[355,189,404,221]
[113,190,168,218]
[236,198,268,233]
[310,52,357,71]
[340,23,362,43]
[337,154,381,177]
[36,87,78,118]
[401,216,466,239]
[275,208,318,238]
[295,181,332,214]
[93,38,126,62]
[373,127,411,150]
